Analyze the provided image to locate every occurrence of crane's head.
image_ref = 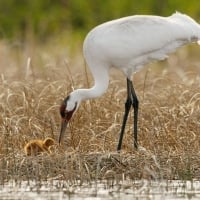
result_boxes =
[58,94,79,144]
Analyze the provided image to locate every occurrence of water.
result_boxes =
[0,180,200,199]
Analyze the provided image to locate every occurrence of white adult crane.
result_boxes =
[59,12,200,150]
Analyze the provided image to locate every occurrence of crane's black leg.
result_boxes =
[129,79,139,149]
[117,78,139,151]
[117,90,131,150]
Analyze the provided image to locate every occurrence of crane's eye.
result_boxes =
[60,102,78,121]
[60,96,70,118]
[60,104,67,118]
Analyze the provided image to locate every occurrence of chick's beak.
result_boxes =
[59,118,68,144]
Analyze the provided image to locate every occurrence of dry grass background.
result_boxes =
[0,40,200,187]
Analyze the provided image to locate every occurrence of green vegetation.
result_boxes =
[0,0,200,41]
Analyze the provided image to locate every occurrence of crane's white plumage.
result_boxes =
[59,12,200,149]
[83,12,200,77]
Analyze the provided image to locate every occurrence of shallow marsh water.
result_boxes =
[0,180,200,200]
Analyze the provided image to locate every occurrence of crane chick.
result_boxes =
[24,137,55,156]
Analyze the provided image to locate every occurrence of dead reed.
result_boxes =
[0,41,200,186]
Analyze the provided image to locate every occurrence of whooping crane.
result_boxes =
[59,12,200,150]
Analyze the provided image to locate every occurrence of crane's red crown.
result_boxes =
[60,96,77,122]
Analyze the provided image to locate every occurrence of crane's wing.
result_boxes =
[84,12,200,74]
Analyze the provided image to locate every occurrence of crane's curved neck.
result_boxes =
[72,65,110,102]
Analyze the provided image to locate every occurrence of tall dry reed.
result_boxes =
[0,41,199,186]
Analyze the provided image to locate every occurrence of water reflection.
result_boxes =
[0,180,200,199]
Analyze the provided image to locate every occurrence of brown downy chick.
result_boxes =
[24,137,55,156]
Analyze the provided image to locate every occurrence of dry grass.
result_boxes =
[0,41,200,187]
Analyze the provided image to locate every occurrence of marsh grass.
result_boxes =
[0,41,200,188]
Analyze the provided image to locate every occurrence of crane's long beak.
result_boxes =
[59,119,68,144]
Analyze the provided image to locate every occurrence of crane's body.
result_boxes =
[84,13,200,77]
[59,12,200,150]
